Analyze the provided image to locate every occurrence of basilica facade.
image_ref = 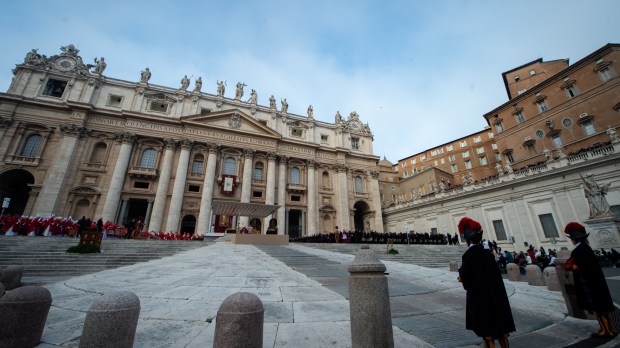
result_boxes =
[0,45,383,236]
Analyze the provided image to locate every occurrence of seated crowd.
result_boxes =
[290,230,461,245]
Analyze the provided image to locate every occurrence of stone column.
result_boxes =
[35,125,90,216]
[147,138,176,233]
[263,152,277,231]
[336,164,350,231]
[117,199,129,225]
[370,170,384,232]
[164,139,192,233]
[238,148,254,227]
[306,159,318,236]
[0,118,13,148]
[277,156,287,235]
[197,143,219,235]
[143,199,154,229]
[102,133,135,223]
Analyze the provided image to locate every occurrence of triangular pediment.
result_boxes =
[181,109,281,138]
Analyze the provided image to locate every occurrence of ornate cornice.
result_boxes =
[0,118,13,129]
[334,164,348,173]
[60,124,91,138]
[115,132,136,145]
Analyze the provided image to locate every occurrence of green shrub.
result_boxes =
[388,248,399,255]
[66,244,101,253]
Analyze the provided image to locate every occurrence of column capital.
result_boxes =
[307,159,318,169]
[243,148,255,159]
[115,132,136,145]
[370,170,380,179]
[278,155,288,164]
[267,152,278,161]
[0,118,13,129]
[207,142,220,154]
[163,137,177,150]
[60,123,91,138]
[335,163,348,173]
[179,138,194,150]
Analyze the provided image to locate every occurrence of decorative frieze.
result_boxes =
[60,124,90,138]
[115,132,137,145]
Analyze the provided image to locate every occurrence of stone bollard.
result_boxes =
[506,263,521,281]
[80,291,141,348]
[214,292,264,348]
[525,265,545,286]
[543,267,561,291]
[0,286,52,348]
[1,265,24,290]
[554,247,587,318]
[348,245,394,348]
[449,261,458,272]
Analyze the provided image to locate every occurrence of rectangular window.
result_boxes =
[188,185,200,193]
[600,67,614,81]
[351,137,360,150]
[518,88,527,95]
[447,145,454,151]
[505,152,514,163]
[431,227,438,234]
[420,154,426,160]
[149,102,168,113]
[476,147,485,154]
[473,136,482,143]
[495,123,504,132]
[42,79,67,98]
[538,213,560,238]
[515,112,525,123]
[566,85,578,98]
[537,100,549,113]
[488,132,494,138]
[449,155,456,162]
[440,158,445,164]
[403,171,409,177]
[133,181,149,189]
[464,160,472,169]
[410,158,416,164]
[460,140,467,147]
[495,153,501,161]
[291,128,304,138]
[107,95,123,107]
[192,160,203,175]
[479,156,488,165]
[401,162,407,168]
[438,148,444,154]
[492,220,507,240]
[583,121,596,135]
[320,134,329,144]
[253,191,263,198]
[462,151,470,158]
[492,143,497,150]
[431,150,438,156]
[552,135,563,147]
[290,195,301,202]
[433,160,438,166]
[450,164,458,173]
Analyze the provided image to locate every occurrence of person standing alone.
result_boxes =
[458,217,515,347]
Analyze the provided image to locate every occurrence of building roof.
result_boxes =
[211,201,280,218]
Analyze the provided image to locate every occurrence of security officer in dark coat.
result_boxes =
[564,222,617,338]
[458,217,515,348]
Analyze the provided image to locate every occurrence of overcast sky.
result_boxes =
[1,1,618,162]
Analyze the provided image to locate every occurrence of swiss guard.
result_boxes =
[564,222,617,338]
[458,217,515,348]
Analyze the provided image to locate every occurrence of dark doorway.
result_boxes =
[287,210,302,238]
[180,215,196,235]
[0,169,35,215]
[124,199,148,231]
[353,201,371,232]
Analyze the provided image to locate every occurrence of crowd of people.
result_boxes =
[290,230,461,245]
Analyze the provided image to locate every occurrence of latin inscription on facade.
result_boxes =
[279,145,315,155]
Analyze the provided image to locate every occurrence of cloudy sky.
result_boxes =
[1,1,618,162]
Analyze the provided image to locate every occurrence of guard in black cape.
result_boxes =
[563,222,617,338]
[458,217,515,348]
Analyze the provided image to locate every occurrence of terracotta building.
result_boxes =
[0,45,383,236]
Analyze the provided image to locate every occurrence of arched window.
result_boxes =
[192,154,204,175]
[322,171,330,189]
[140,148,157,168]
[223,157,236,175]
[290,167,300,184]
[253,162,264,181]
[20,134,42,157]
[354,176,363,193]
[89,142,107,164]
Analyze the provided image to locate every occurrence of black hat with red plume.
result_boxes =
[458,217,483,241]
[564,222,589,241]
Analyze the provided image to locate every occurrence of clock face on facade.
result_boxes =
[55,57,76,72]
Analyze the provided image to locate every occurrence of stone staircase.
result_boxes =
[295,243,468,268]
[0,236,207,284]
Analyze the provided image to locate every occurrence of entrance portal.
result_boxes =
[287,210,302,238]
[353,201,371,232]
[0,169,35,215]
[180,215,196,235]
[124,199,148,232]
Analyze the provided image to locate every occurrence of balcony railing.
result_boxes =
[128,166,159,178]
[287,183,306,192]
